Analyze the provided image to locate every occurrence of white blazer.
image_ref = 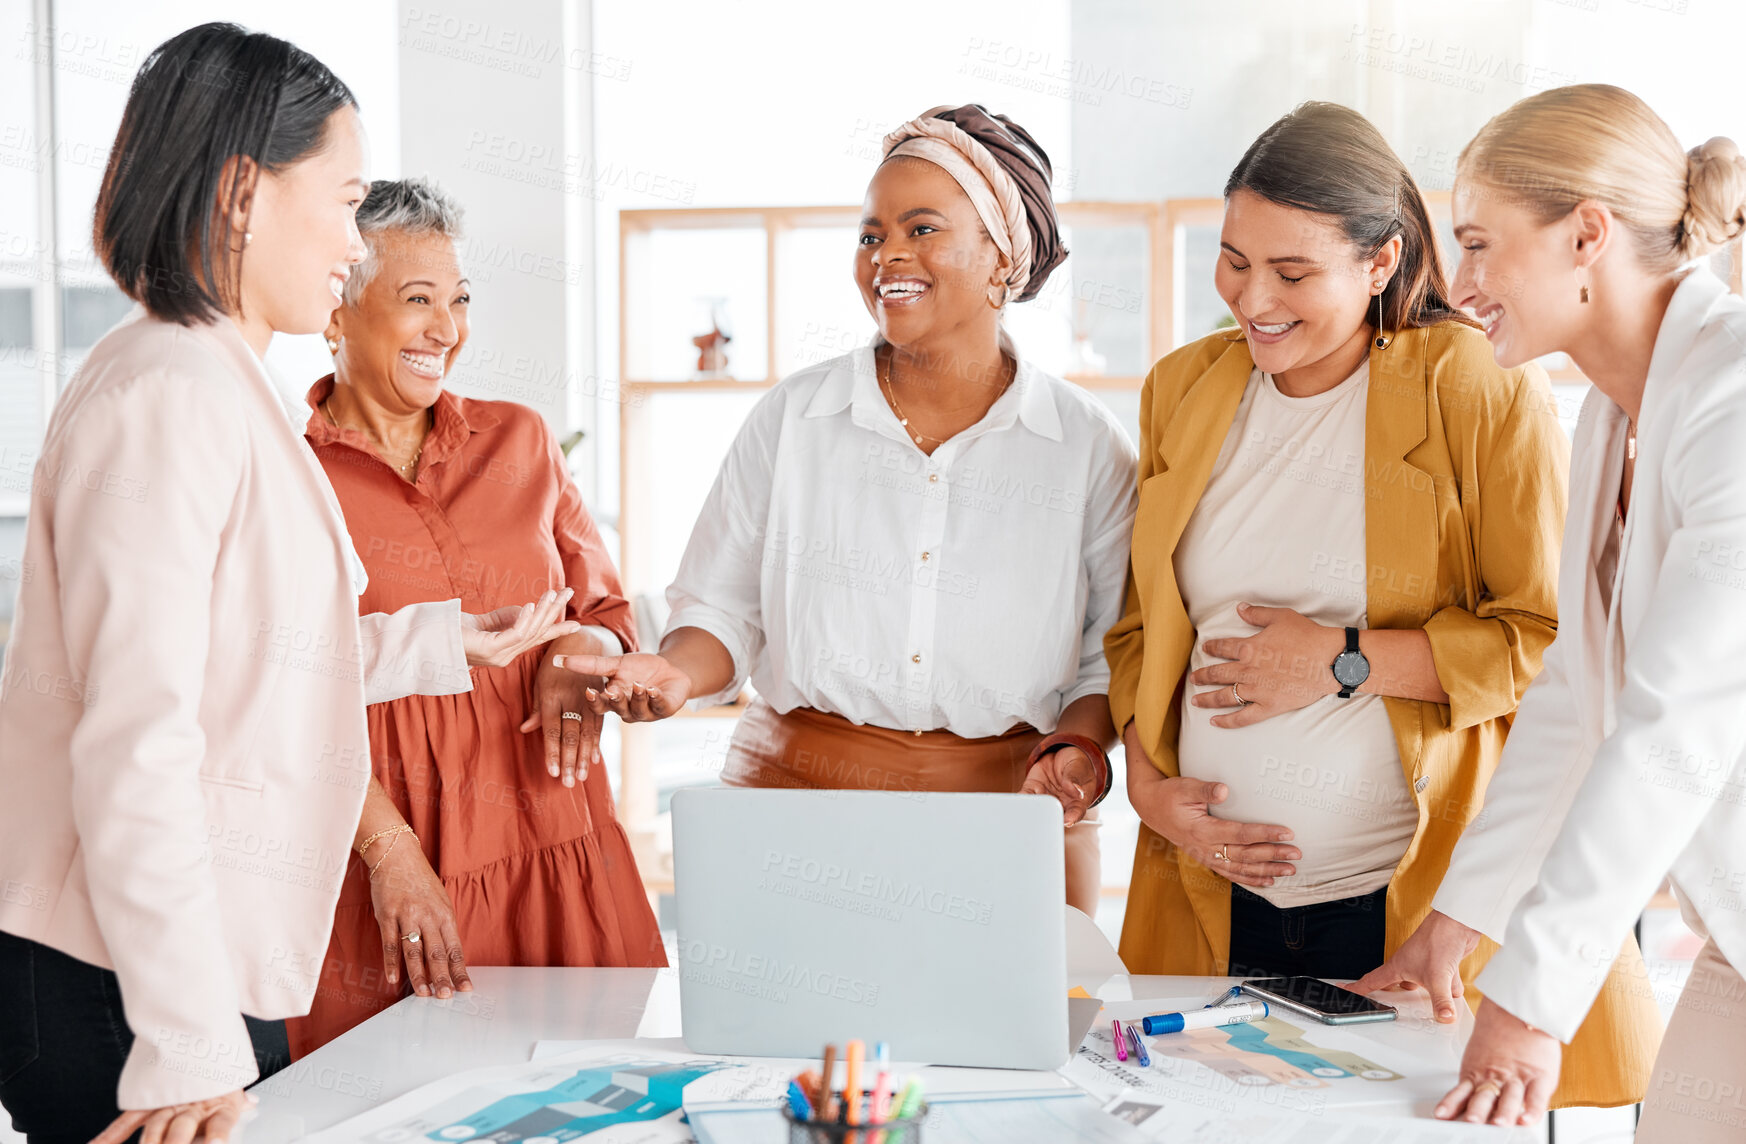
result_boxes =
[0,310,471,1107]
[1433,267,1746,1041]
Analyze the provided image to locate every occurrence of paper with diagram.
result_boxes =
[1067,994,1467,1116]
[302,1046,748,1143]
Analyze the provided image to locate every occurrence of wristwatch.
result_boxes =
[1331,626,1370,699]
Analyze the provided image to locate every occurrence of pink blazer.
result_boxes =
[0,310,470,1108]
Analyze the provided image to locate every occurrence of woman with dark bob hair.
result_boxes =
[0,23,572,1142]
[1105,102,1658,1109]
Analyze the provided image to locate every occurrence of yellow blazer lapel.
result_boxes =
[1364,326,1442,625]
[1364,325,1440,777]
[1135,333,1254,558]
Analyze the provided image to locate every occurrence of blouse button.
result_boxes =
[911,653,922,664]
[928,473,939,483]
[921,551,931,562]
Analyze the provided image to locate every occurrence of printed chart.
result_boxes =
[306,1050,743,1143]
[1065,999,1463,1117]
[1148,1016,1404,1088]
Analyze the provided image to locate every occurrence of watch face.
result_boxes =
[1333,650,1370,688]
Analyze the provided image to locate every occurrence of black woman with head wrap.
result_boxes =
[559,105,1137,915]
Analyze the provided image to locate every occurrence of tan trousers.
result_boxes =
[723,698,1102,916]
[1637,938,1746,1143]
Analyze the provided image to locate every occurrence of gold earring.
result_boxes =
[988,280,1011,310]
[326,337,339,354]
[1577,266,1590,304]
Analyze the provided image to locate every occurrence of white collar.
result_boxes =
[801,343,1063,443]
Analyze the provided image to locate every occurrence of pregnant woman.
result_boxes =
[1107,101,1657,1111]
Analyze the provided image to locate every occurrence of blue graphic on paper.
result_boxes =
[363,1059,735,1143]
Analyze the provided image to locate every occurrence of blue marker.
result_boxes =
[1142,1000,1270,1035]
[786,1078,815,1122]
[1125,1023,1151,1067]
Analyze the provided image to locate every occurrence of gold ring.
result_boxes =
[1231,683,1250,706]
[1214,845,1229,862]
[403,931,422,944]
[1472,1079,1502,1096]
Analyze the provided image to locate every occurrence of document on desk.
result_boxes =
[530,1038,1078,1107]
[301,1044,781,1143]
[688,1093,1149,1144]
[1096,1091,1537,1141]
[1066,994,1466,1114]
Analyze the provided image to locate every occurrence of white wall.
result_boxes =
[397,0,601,495]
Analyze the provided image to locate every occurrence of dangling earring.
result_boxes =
[243,231,252,246]
[988,280,1011,310]
[1576,265,1590,304]
[1372,280,1390,349]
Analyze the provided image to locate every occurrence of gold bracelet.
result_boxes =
[357,823,413,859]
[368,830,413,879]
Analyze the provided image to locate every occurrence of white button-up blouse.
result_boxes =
[664,346,1138,737]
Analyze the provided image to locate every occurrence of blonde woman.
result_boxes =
[1346,86,1746,1137]
[1107,102,1657,1111]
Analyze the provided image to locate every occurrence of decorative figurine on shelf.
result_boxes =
[692,299,732,377]
[1070,299,1107,376]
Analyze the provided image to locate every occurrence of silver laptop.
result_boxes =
[672,788,1074,1069]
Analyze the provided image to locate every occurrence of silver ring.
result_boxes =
[1231,683,1251,706]
[403,931,421,944]
[560,711,584,722]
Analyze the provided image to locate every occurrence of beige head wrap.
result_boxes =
[882,106,1037,302]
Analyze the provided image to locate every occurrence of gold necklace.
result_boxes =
[879,354,943,447]
[322,397,425,478]
[878,352,1014,448]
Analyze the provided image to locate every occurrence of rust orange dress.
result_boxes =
[285,377,666,1058]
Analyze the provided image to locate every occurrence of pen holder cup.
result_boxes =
[783,1102,927,1143]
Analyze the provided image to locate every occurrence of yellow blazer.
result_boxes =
[1106,321,1659,1108]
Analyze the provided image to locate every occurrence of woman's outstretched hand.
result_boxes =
[462,588,581,667]
[552,651,693,722]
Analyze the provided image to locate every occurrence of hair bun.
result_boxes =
[1681,136,1746,259]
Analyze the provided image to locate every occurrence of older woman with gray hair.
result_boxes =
[285,178,665,1057]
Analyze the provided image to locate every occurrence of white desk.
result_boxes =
[247,967,1472,1141]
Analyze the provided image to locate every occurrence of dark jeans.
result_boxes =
[1228,882,1388,981]
[0,931,288,1144]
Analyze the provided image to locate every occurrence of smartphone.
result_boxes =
[1241,977,1398,1025]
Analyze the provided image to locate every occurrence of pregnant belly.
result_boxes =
[1177,688,1415,901]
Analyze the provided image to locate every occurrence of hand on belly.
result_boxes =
[1188,602,1343,726]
